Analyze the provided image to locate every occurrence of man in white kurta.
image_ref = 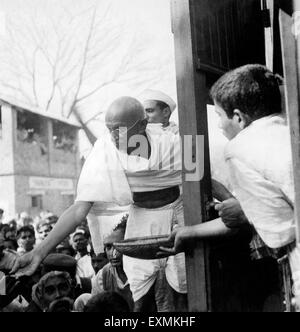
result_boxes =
[10,97,187,313]
[75,97,187,309]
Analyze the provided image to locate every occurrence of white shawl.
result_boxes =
[75,124,182,252]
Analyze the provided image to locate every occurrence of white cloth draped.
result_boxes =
[75,124,186,300]
[75,124,182,254]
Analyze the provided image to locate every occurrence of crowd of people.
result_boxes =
[1,64,300,312]
[0,209,135,312]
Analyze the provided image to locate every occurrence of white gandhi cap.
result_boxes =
[140,89,177,113]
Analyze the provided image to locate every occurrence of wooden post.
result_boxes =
[293,0,300,246]
[279,7,300,245]
[171,0,212,312]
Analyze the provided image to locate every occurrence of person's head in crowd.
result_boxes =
[84,291,130,312]
[0,233,19,276]
[17,226,36,253]
[42,253,77,279]
[56,238,75,257]
[71,230,89,257]
[8,219,17,230]
[210,64,282,140]
[0,208,4,222]
[91,252,108,274]
[4,222,17,241]
[36,219,53,241]
[105,96,148,153]
[140,89,176,127]
[4,229,17,241]
[39,212,58,227]
[73,293,92,312]
[3,238,18,251]
[103,216,127,268]
[76,225,90,239]
[42,253,91,296]
[0,223,10,238]
[30,271,74,312]
[47,215,58,227]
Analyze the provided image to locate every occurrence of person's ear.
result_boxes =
[233,109,249,129]
[137,118,148,133]
[36,286,42,300]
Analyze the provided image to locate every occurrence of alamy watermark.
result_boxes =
[111,129,205,182]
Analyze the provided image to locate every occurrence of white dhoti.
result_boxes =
[123,197,187,302]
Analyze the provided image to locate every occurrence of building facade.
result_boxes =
[0,98,81,219]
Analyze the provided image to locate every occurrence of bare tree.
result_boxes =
[0,1,151,120]
[0,0,174,145]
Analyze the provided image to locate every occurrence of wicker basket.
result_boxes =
[113,235,173,260]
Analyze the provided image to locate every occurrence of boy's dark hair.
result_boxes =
[17,226,35,239]
[210,64,282,120]
[103,215,128,253]
[84,292,130,312]
[0,209,4,215]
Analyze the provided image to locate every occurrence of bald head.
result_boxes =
[105,96,149,156]
[105,96,146,128]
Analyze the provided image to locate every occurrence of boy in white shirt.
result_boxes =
[161,64,300,310]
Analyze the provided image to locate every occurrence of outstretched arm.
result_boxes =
[159,217,236,256]
[11,201,92,277]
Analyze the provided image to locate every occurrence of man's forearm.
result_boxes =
[191,218,237,239]
[167,218,237,254]
[34,201,92,259]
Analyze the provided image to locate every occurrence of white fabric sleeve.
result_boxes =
[75,138,132,205]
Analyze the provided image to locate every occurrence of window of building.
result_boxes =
[16,109,48,155]
[31,195,43,209]
[52,120,77,153]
